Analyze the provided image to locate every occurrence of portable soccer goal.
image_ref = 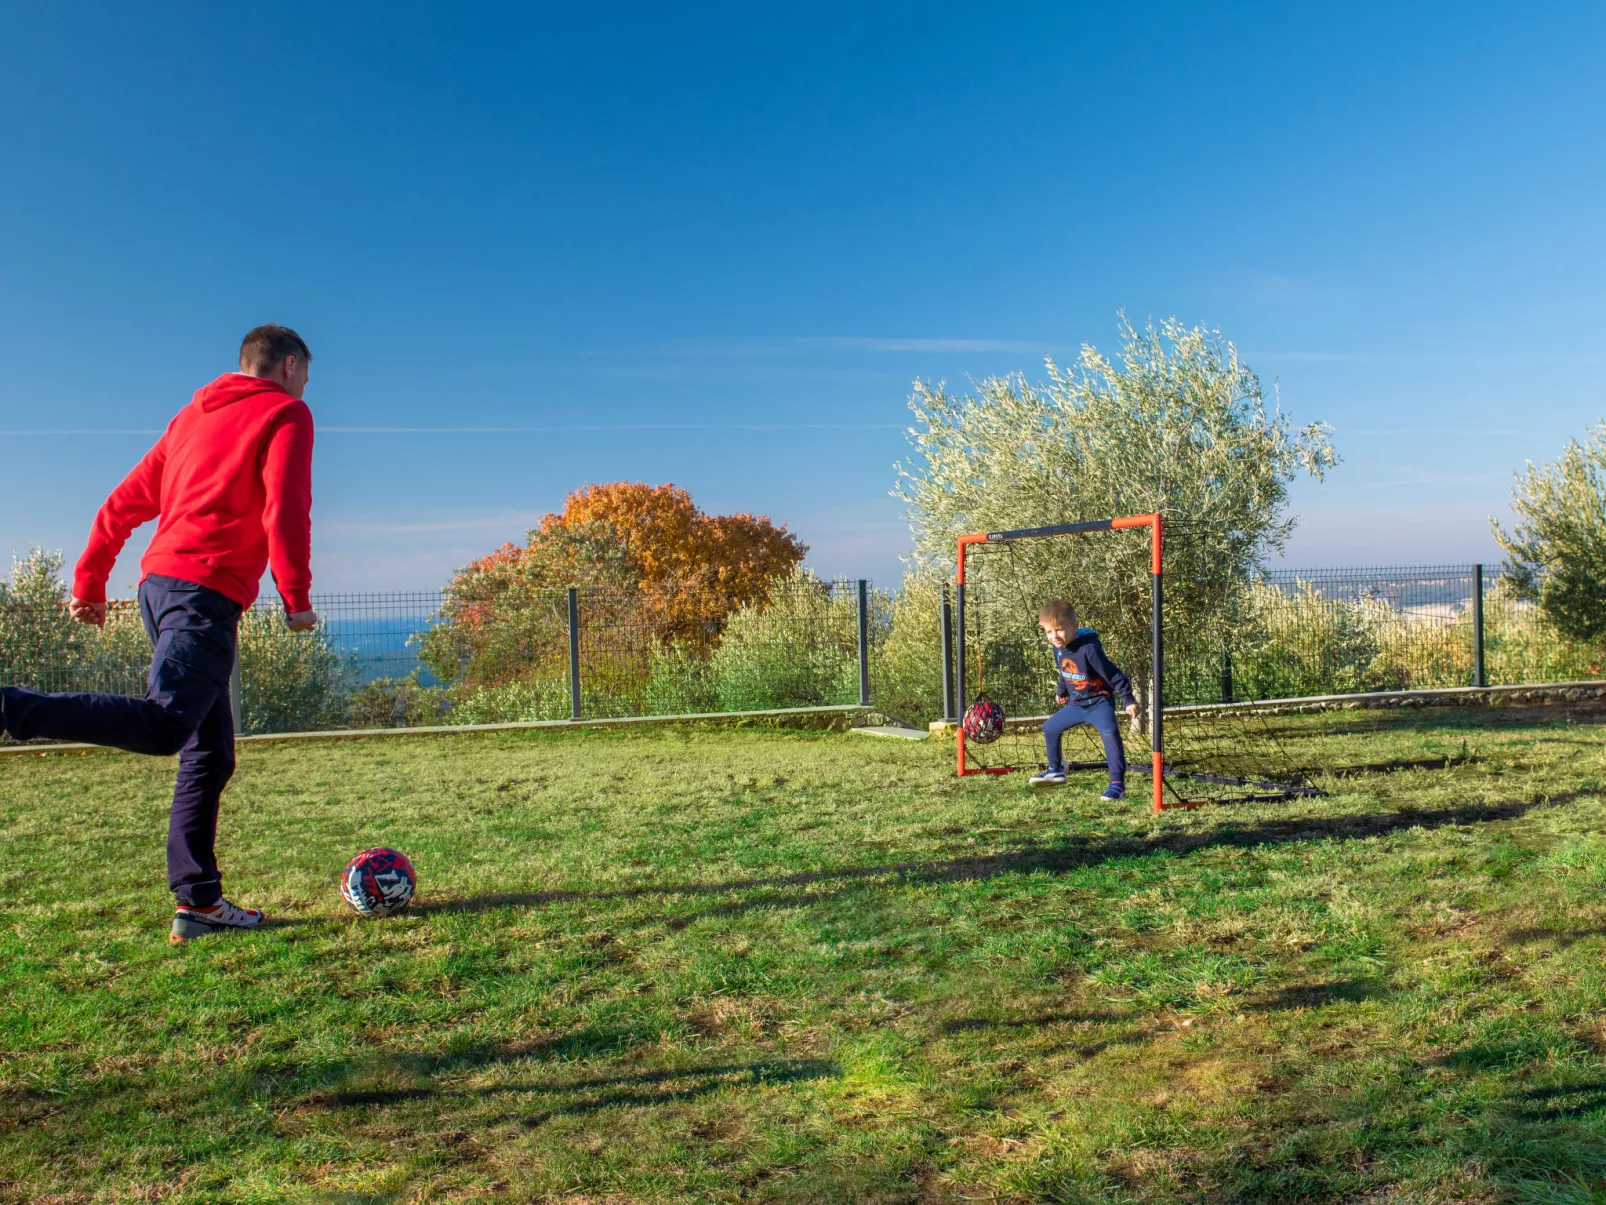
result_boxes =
[954,513,1316,811]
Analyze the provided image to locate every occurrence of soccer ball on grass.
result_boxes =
[341,847,416,917]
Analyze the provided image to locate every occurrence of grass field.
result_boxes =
[5,710,1606,1203]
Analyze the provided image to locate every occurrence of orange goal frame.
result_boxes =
[955,513,1174,812]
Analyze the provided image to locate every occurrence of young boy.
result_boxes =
[1029,600,1140,798]
[0,324,317,941]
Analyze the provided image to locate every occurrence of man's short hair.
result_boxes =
[1038,599,1079,630]
[239,324,312,375]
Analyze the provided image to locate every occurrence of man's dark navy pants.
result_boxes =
[0,575,241,906]
[1042,695,1126,784]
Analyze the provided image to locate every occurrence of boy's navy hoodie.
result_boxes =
[1053,629,1136,707]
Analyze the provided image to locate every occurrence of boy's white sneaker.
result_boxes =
[170,899,265,943]
[1029,770,1067,787]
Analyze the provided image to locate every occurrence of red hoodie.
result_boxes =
[72,374,315,613]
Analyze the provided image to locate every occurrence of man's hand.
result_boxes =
[285,609,319,632]
[69,598,107,628]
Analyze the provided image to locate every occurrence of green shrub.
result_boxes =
[0,549,149,698]
[1220,581,1471,701]
[642,643,720,715]
[345,672,452,729]
[1484,579,1603,683]
[712,569,862,711]
[237,609,351,734]
[448,678,571,725]
[869,576,945,726]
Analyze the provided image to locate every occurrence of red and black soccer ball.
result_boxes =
[341,847,417,917]
[961,695,1006,744]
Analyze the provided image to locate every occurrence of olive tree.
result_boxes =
[1492,421,1606,646]
[894,317,1337,710]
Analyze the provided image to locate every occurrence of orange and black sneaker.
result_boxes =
[170,899,264,942]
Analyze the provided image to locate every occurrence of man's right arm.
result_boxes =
[71,437,168,614]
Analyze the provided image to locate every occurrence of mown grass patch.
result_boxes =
[4,711,1606,1201]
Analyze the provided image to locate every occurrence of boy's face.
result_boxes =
[1040,620,1071,648]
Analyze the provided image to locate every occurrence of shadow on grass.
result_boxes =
[1506,926,1606,948]
[941,979,1383,1039]
[941,1009,1125,1033]
[1259,705,1606,741]
[415,795,1564,928]
[939,1014,1169,1063]
[305,1056,837,1125]
[1239,979,1386,1011]
[1301,755,1477,778]
[1508,1082,1606,1121]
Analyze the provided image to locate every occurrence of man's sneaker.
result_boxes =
[170,899,264,943]
[1102,783,1126,801]
[1029,770,1067,787]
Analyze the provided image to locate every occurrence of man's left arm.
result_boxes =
[262,402,316,627]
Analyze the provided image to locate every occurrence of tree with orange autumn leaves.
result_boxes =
[420,483,806,688]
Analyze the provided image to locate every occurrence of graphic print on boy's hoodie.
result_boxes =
[1053,629,1136,707]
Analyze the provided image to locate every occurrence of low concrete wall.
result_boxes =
[0,703,875,757]
[1174,680,1606,716]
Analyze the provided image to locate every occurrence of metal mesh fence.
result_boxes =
[952,562,1602,725]
[3,563,1602,739]
[0,577,879,737]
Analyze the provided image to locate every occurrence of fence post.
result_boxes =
[1473,564,1486,688]
[229,652,243,736]
[955,581,967,716]
[940,584,956,721]
[856,579,871,707]
[1220,642,1233,705]
[567,587,582,721]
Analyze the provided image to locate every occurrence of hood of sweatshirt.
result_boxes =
[194,373,293,412]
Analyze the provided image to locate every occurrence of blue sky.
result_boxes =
[3,2,1603,595]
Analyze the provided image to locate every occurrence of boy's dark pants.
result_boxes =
[0,575,241,906]
[1043,695,1126,783]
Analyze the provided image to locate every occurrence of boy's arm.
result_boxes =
[1089,639,1138,708]
[1052,650,1068,703]
[71,435,169,606]
[261,402,315,615]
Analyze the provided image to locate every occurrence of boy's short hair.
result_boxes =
[240,324,312,374]
[1038,599,1079,630]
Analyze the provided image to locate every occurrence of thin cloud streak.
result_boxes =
[322,423,902,433]
[1250,350,1606,365]
[1346,474,1505,489]
[322,513,544,536]
[652,335,1039,359]
[0,429,163,436]
[0,423,904,436]
[1336,427,1529,436]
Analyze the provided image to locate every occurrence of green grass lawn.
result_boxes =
[5,711,1606,1203]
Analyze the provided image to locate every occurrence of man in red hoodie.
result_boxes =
[0,324,317,942]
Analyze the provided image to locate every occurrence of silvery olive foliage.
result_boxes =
[894,317,1337,698]
[1492,421,1606,645]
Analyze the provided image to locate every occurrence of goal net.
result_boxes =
[954,514,1316,811]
